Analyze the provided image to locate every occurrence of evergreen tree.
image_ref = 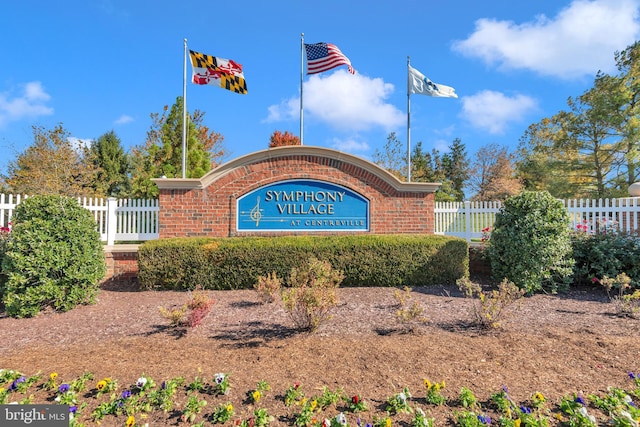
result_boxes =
[441,138,470,201]
[411,139,470,202]
[89,130,131,197]
[130,97,226,198]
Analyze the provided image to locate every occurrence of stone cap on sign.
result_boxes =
[152,146,441,193]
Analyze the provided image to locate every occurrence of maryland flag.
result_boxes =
[189,50,247,94]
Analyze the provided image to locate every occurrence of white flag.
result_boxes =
[408,65,458,98]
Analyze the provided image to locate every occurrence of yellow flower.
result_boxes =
[104,377,112,383]
[441,380,446,388]
[252,390,261,402]
[533,392,545,402]
[514,419,521,427]
[226,404,233,412]
[301,397,308,406]
[96,380,107,390]
[310,400,317,411]
[385,417,392,427]
[424,378,432,389]
[126,415,136,427]
[50,372,58,381]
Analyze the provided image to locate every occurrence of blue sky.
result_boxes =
[1,0,639,178]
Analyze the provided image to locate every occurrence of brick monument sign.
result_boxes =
[153,146,440,238]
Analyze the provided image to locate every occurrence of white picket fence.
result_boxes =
[435,198,640,242]
[3,193,640,245]
[0,194,159,246]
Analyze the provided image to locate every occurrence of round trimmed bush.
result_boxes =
[487,191,574,294]
[0,195,106,317]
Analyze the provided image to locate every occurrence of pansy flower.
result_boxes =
[136,377,147,389]
[9,376,26,391]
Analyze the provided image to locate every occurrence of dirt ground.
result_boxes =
[1,277,639,426]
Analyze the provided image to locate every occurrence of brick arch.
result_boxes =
[153,146,440,238]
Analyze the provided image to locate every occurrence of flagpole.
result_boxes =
[182,38,188,179]
[300,33,305,145]
[407,56,411,182]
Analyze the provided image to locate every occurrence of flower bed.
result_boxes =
[2,369,640,426]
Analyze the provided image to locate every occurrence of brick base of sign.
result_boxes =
[153,146,441,238]
[102,246,139,288]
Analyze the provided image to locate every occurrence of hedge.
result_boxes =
[137,234,469,290]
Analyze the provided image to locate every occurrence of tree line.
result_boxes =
[2,42,639,201]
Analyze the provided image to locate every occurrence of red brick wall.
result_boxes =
[154,147,439,238]
[102,247,138,288]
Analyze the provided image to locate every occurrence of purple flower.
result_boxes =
[58,383,70,393]
[121,390,131,399]
[575,396,585,405]
[629,372,636,379]
[9,376,26,391]
[478,415,491,425]
[161,381,166,390]
[520,406,532,414]
[69,406,77,414]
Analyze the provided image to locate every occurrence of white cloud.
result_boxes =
[68,137,93,150]
[114,114,134,125]
[453,0,640,79]
[461,90,538,134]
[264,97,299,122]
[432,139,451,153]
[265,69,404,132]
[329,137,370,153]
[0,81,53,128]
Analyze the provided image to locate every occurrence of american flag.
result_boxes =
[304,42,355,75]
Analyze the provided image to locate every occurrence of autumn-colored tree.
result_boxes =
[130,97,226,198]
[269,130,301,148]
[469,144,523,201]
[4,124,100,197]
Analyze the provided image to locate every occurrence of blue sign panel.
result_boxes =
[237,180,369,231]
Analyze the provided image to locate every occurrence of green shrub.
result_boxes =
[137,235,469,291]
[571,231,640,288]
[0,225,10,291]
[487,191,574,294]
[1,195,106,317]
